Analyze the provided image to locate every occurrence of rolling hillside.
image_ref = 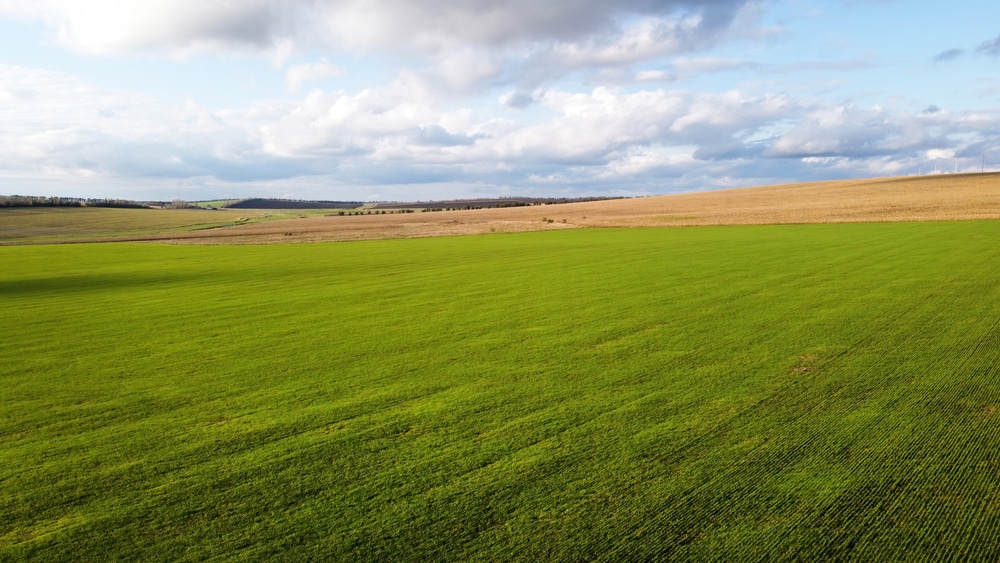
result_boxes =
[92,173,1000,243]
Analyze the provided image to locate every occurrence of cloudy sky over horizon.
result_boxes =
[1,0,999,201]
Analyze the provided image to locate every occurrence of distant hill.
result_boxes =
[222,196,622,210]
[371,196,623,210]
[224,199,364,209]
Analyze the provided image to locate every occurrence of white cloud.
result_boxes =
[5,49,1000,200]
[4,0,1000,202]
[549,16,704,68]
[634,70,675,82]
[430,48,504,93]
[0,64,293,182]
[671,56,757,74]
[599,149,697,178]
[284,59,343,93]
[0,0,302,57]
[926,148,955,160]
[763,103,988,160]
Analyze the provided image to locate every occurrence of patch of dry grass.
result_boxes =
[5,173,1000,244]
[166,173,1000,244]
[0,206,268,244]
[576,173,1000,227]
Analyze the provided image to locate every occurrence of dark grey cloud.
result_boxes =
[931,48,964,63]
[4,0,758,65]
[500,91,537,109]
[977,35,1000,57]
[315,0,754,51]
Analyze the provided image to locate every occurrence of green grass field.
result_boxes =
[3,222,1000,560]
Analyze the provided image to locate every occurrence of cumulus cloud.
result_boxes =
[5,56,1000,199]
[0,0,730,52]
[763,103,998,167]
[0,0,302,57]
[237,84,846,183]
[0,64,305,182]
[333,86,999,187]
[598,150,697,179]
[2,64,781,190]
[315,0,753,54]
[0,1,759,78]
[545,13,738,69]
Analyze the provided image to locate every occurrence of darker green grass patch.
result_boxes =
[4,222,1000,561]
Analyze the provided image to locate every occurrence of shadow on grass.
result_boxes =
[0,272,217,296]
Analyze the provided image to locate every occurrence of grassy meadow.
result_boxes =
[3,222,1000,560]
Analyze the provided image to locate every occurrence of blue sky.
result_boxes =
[1,0,998,201]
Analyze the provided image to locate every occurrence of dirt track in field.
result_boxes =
[120,173,1000,244]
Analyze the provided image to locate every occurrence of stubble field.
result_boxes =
[3,173,1000,245]
[4,218,1000,560]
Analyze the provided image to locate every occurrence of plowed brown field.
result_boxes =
[50,173,1000,243]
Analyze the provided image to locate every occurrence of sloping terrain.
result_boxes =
[3,173,999,245]
[158,172,1000,243]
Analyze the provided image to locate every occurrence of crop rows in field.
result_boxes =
[3,222,1000,560]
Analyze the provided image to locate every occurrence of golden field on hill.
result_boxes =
[4,173,1000,244]
[169,173,1000,243]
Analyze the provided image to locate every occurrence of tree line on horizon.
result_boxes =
[1,194,628,211]
[0,195,151,209]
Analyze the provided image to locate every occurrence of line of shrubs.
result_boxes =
[334,209,417,215]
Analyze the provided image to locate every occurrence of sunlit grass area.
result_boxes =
[4,223,1000,560]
